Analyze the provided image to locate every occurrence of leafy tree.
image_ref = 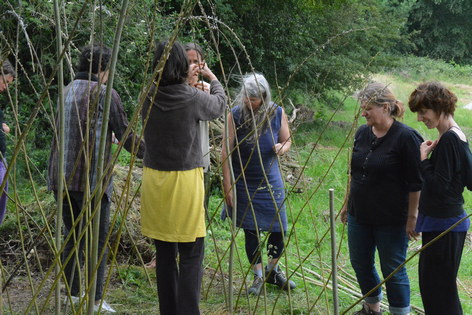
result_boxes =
[407,0,472,64]
[0,0,165,180]
[0,0,415,176]
[168,0,412,103]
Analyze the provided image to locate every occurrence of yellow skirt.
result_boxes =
[141,167,206,242]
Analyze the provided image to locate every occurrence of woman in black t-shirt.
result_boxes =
[408,82,471,315]
[341,82,422,315]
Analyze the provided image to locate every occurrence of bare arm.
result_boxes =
[406,191,421,240]
[222,112,235,207]
[340,169,352,224]
[273,109,291,155]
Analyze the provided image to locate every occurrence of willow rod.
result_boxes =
[87,0,129,313]
[52,0,65,313]
[329,188,339,315]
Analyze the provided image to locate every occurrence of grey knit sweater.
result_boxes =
[142,80,226,171]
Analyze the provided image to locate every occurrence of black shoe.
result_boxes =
[265,267,296,290]
[353,303,382,315]
[247,276,264,295]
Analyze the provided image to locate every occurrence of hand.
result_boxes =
[225,191,233,208]
[340,206,348,224]
[273,143,285,156]
[420,139,438,160]
[193,80,210,94]
[2,123,10,134]
[406,216,420,241]
[188,63,201,85]
[199,62,217,82]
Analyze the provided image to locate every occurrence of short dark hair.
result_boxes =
[152,41,188,86]
[1,58,16,77]
[408,81,457,116]
[77,44,112,74]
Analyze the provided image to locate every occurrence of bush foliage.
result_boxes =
[1,0,471,175]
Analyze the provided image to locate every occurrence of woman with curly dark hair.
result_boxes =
[408,81,471,315]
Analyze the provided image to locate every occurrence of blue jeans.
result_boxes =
[348,214,411,315]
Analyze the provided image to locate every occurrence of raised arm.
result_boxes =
[109,89,145,159]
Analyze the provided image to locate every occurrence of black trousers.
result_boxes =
[419,231,467,315]
[59,191,110,301]
[244,229,285,265]
[154,238,205,315]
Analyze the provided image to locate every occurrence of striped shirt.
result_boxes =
[48,72,144,196]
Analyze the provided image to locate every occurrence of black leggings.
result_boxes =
[244,229,285,265]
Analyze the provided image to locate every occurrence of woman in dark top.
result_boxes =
[341,82,422,315]
[408,82,471,315]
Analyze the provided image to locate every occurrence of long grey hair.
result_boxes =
[234,73,274,143]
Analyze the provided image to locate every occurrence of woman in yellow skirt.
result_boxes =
[141,40,226,315]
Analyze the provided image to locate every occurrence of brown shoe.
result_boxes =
[353,303,382,315]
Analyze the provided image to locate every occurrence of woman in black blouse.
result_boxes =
[341,82,422,315]
[408,82,471,315]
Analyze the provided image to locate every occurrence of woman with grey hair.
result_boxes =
[340,82,422,315]
[222,72,295,295]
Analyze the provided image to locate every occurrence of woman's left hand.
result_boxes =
[340,206,348,224]
[199,62,217,82]
[193,81,210,93]
[406,216,420,241]
[273,143,286,156]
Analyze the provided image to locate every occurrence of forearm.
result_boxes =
[407,191,420,219]
[198,81,226,120]
[276,110,291,155]
[123,133,145,159]
[221,149,232,195]
[406,190,421,239]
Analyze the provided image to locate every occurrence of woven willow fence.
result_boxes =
[0,0,471,314]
